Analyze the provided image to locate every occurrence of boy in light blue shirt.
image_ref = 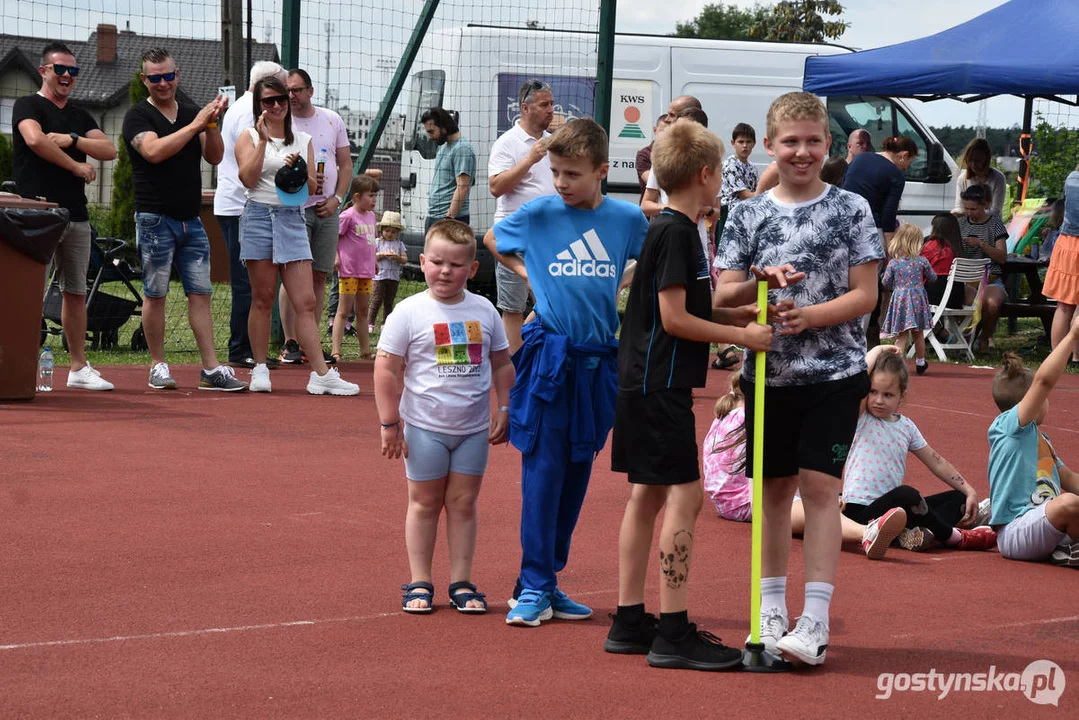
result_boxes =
[484,117,648,626]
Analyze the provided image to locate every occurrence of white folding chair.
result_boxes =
[908,257,990,362]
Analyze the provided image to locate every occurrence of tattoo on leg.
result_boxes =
[660,530,692,589]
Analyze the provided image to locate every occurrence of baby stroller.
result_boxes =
[41,225,148,352]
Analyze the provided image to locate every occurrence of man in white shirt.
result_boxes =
[485,79,556,352]
[214,60,286,368]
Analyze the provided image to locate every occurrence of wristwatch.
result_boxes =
[69,132,79,147]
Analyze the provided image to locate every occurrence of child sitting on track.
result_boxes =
[374,219,515,613]
[704,373,907,560]
[988,316,1079,567]
[841,345,996,552]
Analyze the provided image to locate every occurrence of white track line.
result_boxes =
[0,613,397,652]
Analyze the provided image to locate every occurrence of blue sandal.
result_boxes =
[401,581,435,614]
[448,581,488,614]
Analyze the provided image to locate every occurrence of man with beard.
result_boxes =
[421,107,476,232]
[13,41,117,391]
[485,79,557,352]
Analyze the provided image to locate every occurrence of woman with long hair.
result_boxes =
[235,75,359,395]
[952,138,1007,218]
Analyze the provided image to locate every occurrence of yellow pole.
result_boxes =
[749,280,767,645]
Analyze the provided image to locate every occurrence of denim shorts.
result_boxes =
[403,424,490,481]
[136,213,213,298]
[240,200,312,265]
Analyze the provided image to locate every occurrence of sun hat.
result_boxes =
[377,210,405,231]
[275,156,309,206]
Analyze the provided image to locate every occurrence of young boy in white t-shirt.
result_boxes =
[374,219,516,614]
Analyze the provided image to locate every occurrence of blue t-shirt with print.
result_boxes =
[428,137,476,218]
[715,184,883,387]
[494,195,647,345]
[987,406,1063,526]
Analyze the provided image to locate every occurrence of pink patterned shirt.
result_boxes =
[702,408,752,522]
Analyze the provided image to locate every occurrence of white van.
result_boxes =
[397,27,956,285]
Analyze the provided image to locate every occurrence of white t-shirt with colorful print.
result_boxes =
[377,290,509,435]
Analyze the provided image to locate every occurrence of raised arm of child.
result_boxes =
[714,265,807,308]
[489,348,515,445]
[373,350,407,459]
[911,444,978,526]
[482,227,528,282]
[658,285,773,351]
[1018,314,1079,427]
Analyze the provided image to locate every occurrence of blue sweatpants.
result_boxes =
[519,426,594,592]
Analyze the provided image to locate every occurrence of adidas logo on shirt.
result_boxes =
[549,229,618,278]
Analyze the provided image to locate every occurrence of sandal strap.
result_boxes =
[402,581,434,597]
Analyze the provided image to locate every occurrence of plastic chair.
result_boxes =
[908,257,990,362]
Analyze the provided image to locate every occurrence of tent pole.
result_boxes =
[1018,96,1034,203]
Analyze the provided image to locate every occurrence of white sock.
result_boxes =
[761,576,787,617]
[916,357,927,366]
[803,581,834,624]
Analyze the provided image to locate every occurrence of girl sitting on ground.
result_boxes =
[841,345,995,552]
[703,373,907,560]
[881,223,936,375]
[988,317,1079,567]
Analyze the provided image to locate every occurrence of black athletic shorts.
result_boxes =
[740,372,869,480]
[611,388,699,486]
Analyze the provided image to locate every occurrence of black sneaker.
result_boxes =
[604,612,659,655]
[265,356,280,370]
[916,361,928,375]
[279,339,304,364]
[229,357,256,369]
[646,624,743,671]
[302,348,336,365]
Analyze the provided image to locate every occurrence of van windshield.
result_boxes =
[827,95,930,182]
[407,70,445,161]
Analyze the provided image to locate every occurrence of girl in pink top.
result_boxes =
[333,174,379,360]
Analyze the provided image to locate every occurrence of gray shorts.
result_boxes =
[403,424,490,481]
[52,220,91,295]
[495,262,532,313]
[997,503,1066,561]
[305,206,339,274]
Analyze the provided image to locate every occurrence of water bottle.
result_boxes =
[37,347,54,392]
[315,147,328,195]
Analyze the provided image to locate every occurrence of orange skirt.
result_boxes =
[1044,232,1079,305]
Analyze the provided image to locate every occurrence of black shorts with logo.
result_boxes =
[611,388,699,486]
[740,372,869,480]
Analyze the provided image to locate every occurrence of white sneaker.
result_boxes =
[67,364,114,391]
[776,615,829,666]
[306,367,359,396]
[974,498,992,527]
[249,364,272,393]
[745,605,788,652]
[861,507,907,560]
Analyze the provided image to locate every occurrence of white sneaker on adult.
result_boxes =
[306,368,359,396]
[744,605,788,653]
[66,364,114,391]
[249,364,272,393]
[776,615,829,666]
[861,507,907,560]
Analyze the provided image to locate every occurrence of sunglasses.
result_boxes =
[260,95,289,107]
[287,87,310,95]
[45,63,80,77]
[145,71,177,83]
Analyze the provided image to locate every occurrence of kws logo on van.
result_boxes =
[549,229,618,278]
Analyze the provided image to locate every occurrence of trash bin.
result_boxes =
[0,195,69,401]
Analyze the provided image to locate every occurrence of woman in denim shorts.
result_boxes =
[235,75,358,396]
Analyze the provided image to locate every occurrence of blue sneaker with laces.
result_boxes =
[549,589,592,620]
[505,589,553,627]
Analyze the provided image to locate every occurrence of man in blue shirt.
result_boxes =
[421,107,475,231]
[486,118,648,627]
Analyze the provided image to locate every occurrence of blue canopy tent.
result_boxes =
[802,0,1079,198]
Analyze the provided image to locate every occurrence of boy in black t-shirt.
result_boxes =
[607,122,774,671]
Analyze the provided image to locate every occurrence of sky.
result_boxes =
[0,0,1053,129]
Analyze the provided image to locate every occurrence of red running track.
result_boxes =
[1,361,1076,717]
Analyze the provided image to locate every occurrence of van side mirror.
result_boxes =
[400,172,416,190]
[925,142,952,184]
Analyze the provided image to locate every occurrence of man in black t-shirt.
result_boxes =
[121,47,246,392]
[13,41,117,391]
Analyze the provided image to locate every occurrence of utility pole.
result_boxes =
[222,0,243,90]
[325,21,334,107]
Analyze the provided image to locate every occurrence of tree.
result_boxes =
[0,132,13,183]
[673,3,770,39]
[1029,116,1079,198]
[750,0,848,43]
[107,69,149,243]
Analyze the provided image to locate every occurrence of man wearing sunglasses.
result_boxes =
[12,41,118,391]
[122,47,246,392]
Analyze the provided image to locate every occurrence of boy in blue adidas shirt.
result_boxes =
[484,118,648,626]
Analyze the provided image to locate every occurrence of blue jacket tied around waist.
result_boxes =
[509,318,618,463]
